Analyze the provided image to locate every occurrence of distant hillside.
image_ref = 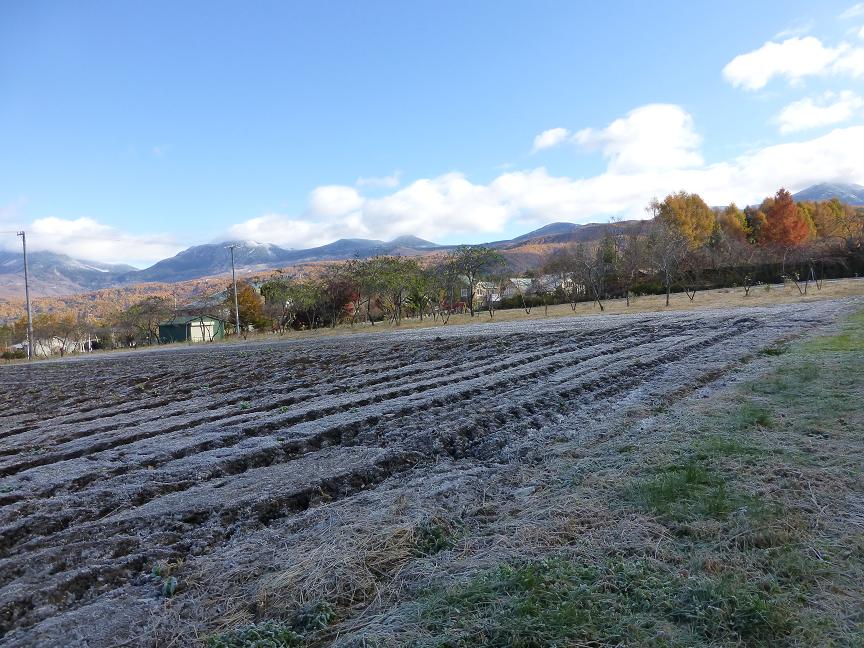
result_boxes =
[496,220,644,248]
[120,237,449,284]
[123,240,292,283]
[793,183,864,205]
[0,250,135,300]
[0,220,644,301]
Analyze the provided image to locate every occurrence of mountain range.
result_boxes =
[1,183,861,300]
[791,182,864,205]
[1,222,633,300]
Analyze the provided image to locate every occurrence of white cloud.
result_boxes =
[777,91,864,133]
[774,22,812,39]
[229,173,510,247]
[723,37,847,90]
[832,45,864,76]
[723,34,864,90]
[14,217,182,267]
[364,174,511,238]
[1,200,182,268]
[228,213,364,250]
[859,25,864,39]
[531,127,571,152]
[841,3,864,19]
[227,105,864,250]
[572,104,703,173]
[355,172,401,189]
[307,185,364,217]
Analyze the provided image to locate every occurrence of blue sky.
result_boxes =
[2,0,864,266]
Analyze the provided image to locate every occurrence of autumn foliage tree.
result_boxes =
[716,203,750,242]
[656,191,716,248]
[226,281,266,332]
[759,188,812,248]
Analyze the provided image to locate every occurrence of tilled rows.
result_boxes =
[0,303,849,645]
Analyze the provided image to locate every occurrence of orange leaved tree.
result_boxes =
[759,188,812,248]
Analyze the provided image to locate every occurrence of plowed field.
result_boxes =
[0,302,854,647]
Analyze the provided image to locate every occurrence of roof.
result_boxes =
[509,278,534,291]
[159,315,229,326]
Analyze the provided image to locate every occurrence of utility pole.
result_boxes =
[227,244,241,337]
[16,231,34,360]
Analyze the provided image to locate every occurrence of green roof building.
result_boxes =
[158,315,228,343]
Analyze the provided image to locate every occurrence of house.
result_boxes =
[10,337,77,358]
[502,278,534,299]
[473,281,501,305]
[473,274,586,308]
[158,315,228,343]
[529,274,584,296]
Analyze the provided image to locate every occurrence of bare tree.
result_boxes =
[530,276,555,316]
[610,220,647,306]
[543,247,584,310]
[649,222,689,307]
[571,243,610,311]
[711,230,763,297]
[483,270,511,319]
[680,247,708,302]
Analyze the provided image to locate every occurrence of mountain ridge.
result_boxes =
[792,182,864,205]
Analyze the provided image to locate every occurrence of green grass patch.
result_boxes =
[800,310,864,353]
[207,601,334,648]
[626,458,758,523]
[207,621,302,648]
[415,556,798,647]
[694,434,764,459]
[760,344,788,356]
[413,517,458,556]
[730,402,774,429]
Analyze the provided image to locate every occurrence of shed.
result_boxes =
[158,315,228,343]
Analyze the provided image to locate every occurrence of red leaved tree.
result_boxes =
[759,188,811,248]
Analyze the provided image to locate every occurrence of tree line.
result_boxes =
[3,187,862,355]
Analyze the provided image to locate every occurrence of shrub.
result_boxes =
[207,622,302,648]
